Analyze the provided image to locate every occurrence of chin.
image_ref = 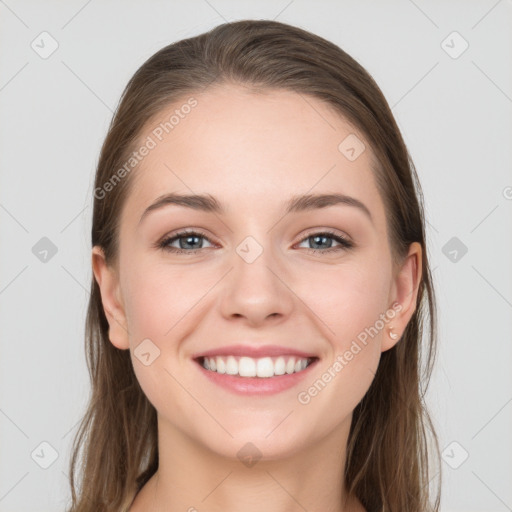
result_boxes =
[203,423,308,463]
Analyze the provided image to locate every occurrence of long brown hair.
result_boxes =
[66,19,441,512]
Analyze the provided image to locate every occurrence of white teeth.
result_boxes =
[256,357,274,378]
[274,356,286,375]
[286,358,295,374]
[200,355,313,378]
[225,356,238,375]
[216,357,226,374]
[239,356,256,377]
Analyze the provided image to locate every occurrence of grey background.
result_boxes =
[1,1,511,511]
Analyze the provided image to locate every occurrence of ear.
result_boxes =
[382,241,423,352]
[91,246,130,350]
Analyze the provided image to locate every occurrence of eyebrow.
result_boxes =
[138,192,373,225]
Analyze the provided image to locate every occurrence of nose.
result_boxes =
[219,240,294,327]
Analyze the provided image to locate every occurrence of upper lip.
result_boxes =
[193,344,318,360]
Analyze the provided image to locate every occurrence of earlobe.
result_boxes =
[91,246,130,350]
[382,242,423,352]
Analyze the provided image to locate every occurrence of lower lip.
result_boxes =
[194,358,319,396]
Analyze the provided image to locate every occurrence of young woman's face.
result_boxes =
[94,83,421,461]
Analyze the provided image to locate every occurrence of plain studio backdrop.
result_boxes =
[0,1,511,511]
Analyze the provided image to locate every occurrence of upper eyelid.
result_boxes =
[162,229,216,244]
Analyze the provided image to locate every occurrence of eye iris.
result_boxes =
[310,234,332,250]
[180,234,202,250]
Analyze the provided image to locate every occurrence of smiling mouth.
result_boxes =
[196,355,319,378]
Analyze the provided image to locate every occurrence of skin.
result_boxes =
[92,83,422,512]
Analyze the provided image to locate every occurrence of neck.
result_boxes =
[130,414,365,512]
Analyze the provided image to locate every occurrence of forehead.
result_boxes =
[123,84,386,229]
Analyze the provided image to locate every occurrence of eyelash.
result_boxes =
[156,229,354,255]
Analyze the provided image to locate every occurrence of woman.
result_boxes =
[67,19,441,512]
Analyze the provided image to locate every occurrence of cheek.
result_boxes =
[121,265,198,414]
[124,281,171,341]
[303,257,393,348]
[295,261,391,419]
[122,260,204,341]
